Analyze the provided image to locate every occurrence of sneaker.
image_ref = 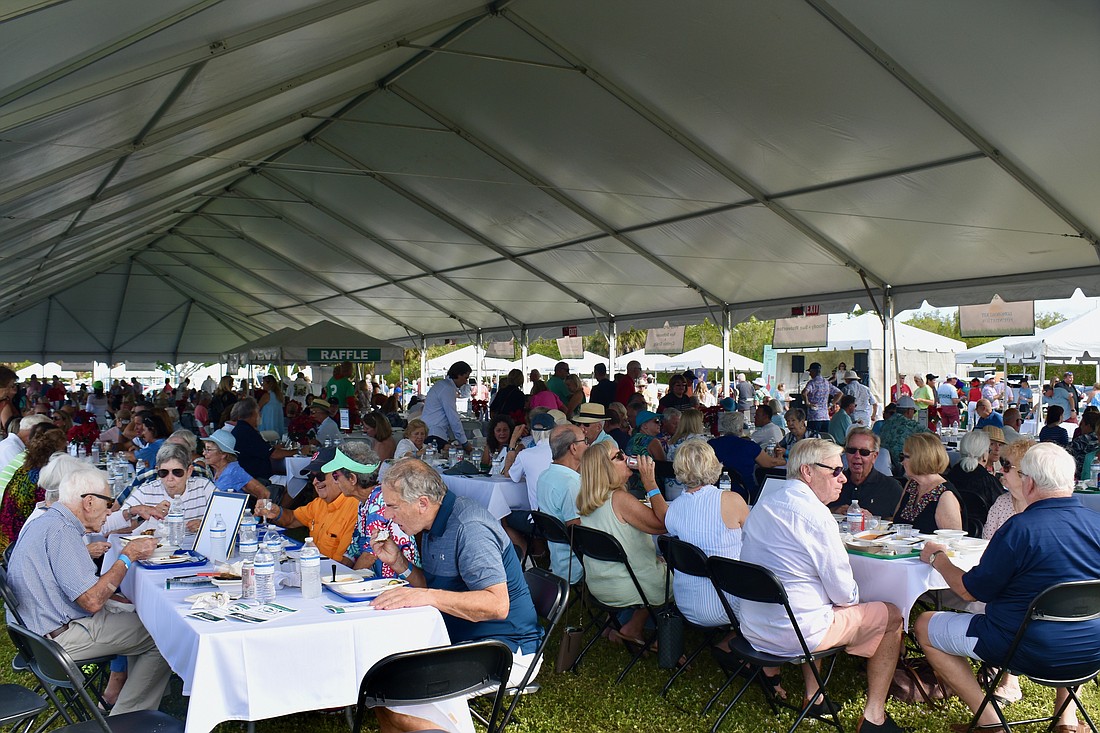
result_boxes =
[858,712,913,732]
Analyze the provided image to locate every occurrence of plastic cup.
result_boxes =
[893,524,914,539]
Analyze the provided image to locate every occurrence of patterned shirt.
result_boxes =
[878,414,929,468]
[123,476,215,524]
[343,485,419,578]
[803,376,840,422]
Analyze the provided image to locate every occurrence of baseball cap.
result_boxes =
[301,446,338,475]
[635,410,661,428]
[547,409,568,426]
[926,373,938,381]
[531,413,556,431]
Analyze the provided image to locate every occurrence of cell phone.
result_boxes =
[339,409,350,430]
[625,456,639,469]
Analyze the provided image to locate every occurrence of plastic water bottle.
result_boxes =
[490,448,504,476]
[263,528,283,564]
[847,499,864,533]
[240,558,256,599]
[254,546,276,602]
[298,537,322,599]
[424,445,437,465]
[209,514,227,563]
[165,497,186,549]
[135,458,147,476]
[718,472,732,492]
[90,443,100,464]
[239,509,258,544]
[471,446,483,469]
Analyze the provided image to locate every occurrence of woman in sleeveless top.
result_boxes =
[577,441,670,645]
[892,432,962,533]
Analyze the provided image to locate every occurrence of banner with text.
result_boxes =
[645,324,686,354]
[485,339,515,358]
[556,336,584,359]
[958,297,1035,338]
[772,315,828,349]
[762,345,778,390]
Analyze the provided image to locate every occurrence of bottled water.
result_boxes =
[135,458,147,475]
[263,528,283,564]
[90,443,100,464]
[847,499,864,533]
[448,444,460,467]
[239,509,258,544]
[471,447,483,469]
[298,537,322,599]
[424,445,437,465]
[240,558,256,599]
[254,546,276,602]
[718,472,732,492]
[490,448,504,476]
[209,514,227,563]
[165,497,186,549]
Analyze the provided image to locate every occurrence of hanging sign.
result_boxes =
[562,326,578,338]
[762,345,778,390]
[485,339,515,358]
[772,315,828,349]
[557,337,584,359]
[645,323,686,354]
[958,296,1035,338]
[305,348,382,362]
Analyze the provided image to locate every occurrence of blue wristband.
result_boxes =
[646,488,662,500]
[397,565,413,580]
[118,555,132,570]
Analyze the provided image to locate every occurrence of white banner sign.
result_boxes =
[772,315,829,349]
[556,336,584,359]
[958,297,1035,338]
[645,324,685,354]
[485,339,515,358]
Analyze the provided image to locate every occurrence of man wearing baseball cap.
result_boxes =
[937,374,961,428]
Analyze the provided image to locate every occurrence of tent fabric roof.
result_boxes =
[1004,308,1100,362]
[658,344,763,373]
[1,1,1098,359]
[775,313,966,354]
[956,329,1048,364]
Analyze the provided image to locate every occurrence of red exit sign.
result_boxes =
[562,326,578,337]
[790,305,820,317]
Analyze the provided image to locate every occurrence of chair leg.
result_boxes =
[710,667,764,733]
[661,634,713,697]
[1073,687,1099,733]
[570,614,614,673]
[612,629,656,685]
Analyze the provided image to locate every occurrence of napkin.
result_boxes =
[185,592,233,609]
[104,598,135,614]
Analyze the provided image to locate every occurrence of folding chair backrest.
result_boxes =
[572,525,656,609]
[1031,580,1100,623]
[707,556,787,605]
[6,623,109,732]
[663,536,710,580]
[524,567,568,628]
[357,639,512,709]
[0,566,26,627]
[530,511,570,546]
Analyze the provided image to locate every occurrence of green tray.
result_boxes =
[846,547,920,560]
[1075,489,1100,494]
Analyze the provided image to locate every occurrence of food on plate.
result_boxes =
[141,529,156,536]
[214,573,241,581]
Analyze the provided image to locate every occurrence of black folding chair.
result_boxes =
[0,683,47,732]
[6,623,183,733]
[352,639,513,733]
[966,579,1100,733]
[959,491,989,539]
[569,525,664,683]
[705,556,844,733]
[656,536,737,696]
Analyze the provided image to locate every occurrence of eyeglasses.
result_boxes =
[156,468,186,478]
[612,451,626,462]
[998,457,1013,472]
[814,463,844,477]
[845,447,874,457]
[81,493,115,509]
[900,452,911,460]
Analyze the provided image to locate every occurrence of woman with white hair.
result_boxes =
[945,429,1003,526]
[111,442,215,533]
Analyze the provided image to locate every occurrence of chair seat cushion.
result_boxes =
[57,710,184,733]
[0,684,47,724]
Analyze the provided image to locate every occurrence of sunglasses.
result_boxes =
[612,451,626,462]
[156,468,186,478]
[845,447,874,457]
[310,471,325,482]
[814,463,845,478]
[81,493,115,509]
[999,458,1014,472]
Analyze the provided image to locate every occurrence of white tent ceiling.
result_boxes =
[1,1,1098,361]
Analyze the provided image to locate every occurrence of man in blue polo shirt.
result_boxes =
[370,458,542,732]
[916,443,1100,732]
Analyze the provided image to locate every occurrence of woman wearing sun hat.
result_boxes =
[201,428,269,501]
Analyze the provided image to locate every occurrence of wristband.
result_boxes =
[646,488,662,500]
[928,551,942,566]
[275,506,284,522]
[397,565,413,580]
[118,555,132,570]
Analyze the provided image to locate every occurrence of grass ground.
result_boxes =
[2,600,1097,733]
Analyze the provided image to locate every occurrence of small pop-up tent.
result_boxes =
[426,345,513,376]
[659,344,763,373]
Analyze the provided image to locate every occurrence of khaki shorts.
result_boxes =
[814,602,889,658]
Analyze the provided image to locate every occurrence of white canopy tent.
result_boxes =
[0,1,1098,376]
[773,313,965,403]
[659,344,763,373]
[15,363,78,380]
[507,353,559,375]
[956,330,1049,365]
[426,344,512,376]
[613,349,668,374]
[1005,308,1100,364]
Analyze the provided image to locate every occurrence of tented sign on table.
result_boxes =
[958,297,1035,338]
[645,323,685,354]
[772,315,828,348]
[306,348,382,362]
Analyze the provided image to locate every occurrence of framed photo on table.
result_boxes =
[194,491,248,559]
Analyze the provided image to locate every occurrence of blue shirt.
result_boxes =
[7,504,98,635]
[1039,425,1070,447]
[232,421,274,480]
[963,496,1100,676]
[421,492,543,654]
[214,461,254,493]
[976,412,1004,429]
[708,436,762,499]
[135,438,164,467]
[535,464,583,585]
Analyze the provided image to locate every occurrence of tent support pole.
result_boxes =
[521,328,529,390]
[722,308,731,399]
[475,330,483,392]
[419,337,427,396]
[608,318,617,377]
[884,294,895,407]
[1038,353,1046,432]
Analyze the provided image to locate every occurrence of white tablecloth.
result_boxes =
[440,474,528,520]
[111,539,472,733]
[1075,491,1100,513]
[850,549,983,631]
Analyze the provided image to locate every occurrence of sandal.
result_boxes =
[762,670,788,701]
[804,693,842,720]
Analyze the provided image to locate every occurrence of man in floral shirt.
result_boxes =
[802,362,840,433]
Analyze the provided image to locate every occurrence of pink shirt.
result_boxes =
[530,391,564,411]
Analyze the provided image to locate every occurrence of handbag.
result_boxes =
[889,657,953,704]
[656,607,685,670]
[554,626,583,673]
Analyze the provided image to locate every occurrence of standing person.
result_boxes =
[890,374,911,404]
[937,374,962,428]
[614,360,642,406]
[843,371,878,428]
[489,369,526,424]
[257,374,285,436]
[911,375,935,427]
[421,362,472,452]
[1055,371,1080,422]
[563,374,586,417]
[739,439,906,732]
[208,375,238,428]
[802,362,841,434]
[546,362,571,406]
[966,377,983,428]
[735,374,755,423]
[916,443,1100,733]
[589,363,616,409]
[1016,377,1034,420]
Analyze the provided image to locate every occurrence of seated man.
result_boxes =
[229,398,297,482]
[535,424,588,585]
[829,428,902,518]
[6,468,170,715]
[370,459,543,733]
[974,399,1004,429]
[740,439,905,732]
[307,398,342,447]
[1068,410,1100,478]
[572,403,615,447]
[917,443,1100,732]
[750,404,784,448]
[255,444,359,561]
[1000,408,1024,444]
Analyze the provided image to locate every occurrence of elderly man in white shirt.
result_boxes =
[739,438,905,733]
[0,414,52,470]
[842,371,878,428]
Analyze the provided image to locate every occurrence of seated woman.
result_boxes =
[482,415,515,471]
[893,432,962,533]
[577,442,670,644]
[200,429,269,501]
[125,414,169,466]
[985,438,1035,539]
[108,442,215,534]
[663,409,711,500]
[529,380,564,411]
[982,426,1007,473]
[945,429,1003,525]
[393,418,428,460]
[628,410,667,462]
[1039,404,1070,446]
[0,425,67,550]
[776,407,820,460]
[362,412,396,460]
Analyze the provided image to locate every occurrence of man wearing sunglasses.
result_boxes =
[7,468,171,715]
[740,438,906,733]
[828,428,902,519]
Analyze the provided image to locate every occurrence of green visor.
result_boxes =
[321,449,380,475]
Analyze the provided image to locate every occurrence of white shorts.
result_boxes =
[926,611,982,660]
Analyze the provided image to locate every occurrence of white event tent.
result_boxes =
[659,344,763,373]
[426,345,512,377]
[956,330,1049,366]
[1005,308,1100,365]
